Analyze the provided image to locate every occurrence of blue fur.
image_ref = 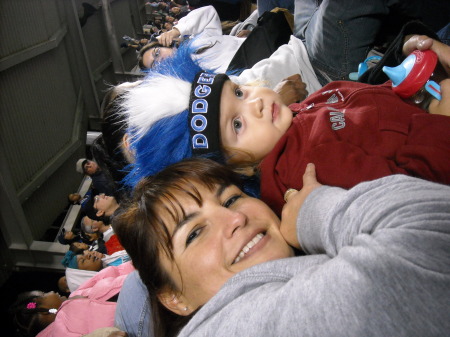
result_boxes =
[124,111,192,187]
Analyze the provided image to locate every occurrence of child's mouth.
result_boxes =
[272,103,279,122]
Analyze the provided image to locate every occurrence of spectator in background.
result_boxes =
[76,158,115,196]
[139,6,245,73]
[81,214,124,255]
[170,5,189,19]
[93,193,120,218]
[10,262,134,337]
[164,21,174,31]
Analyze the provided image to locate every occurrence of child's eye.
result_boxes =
[233,118,242,133]
[223,194,242,208]
[186,227,202,246]
[234,87,244,98]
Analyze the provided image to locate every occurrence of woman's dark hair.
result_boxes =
[113,158,242,337]
[9,291,54,337]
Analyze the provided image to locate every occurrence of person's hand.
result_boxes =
[236,30,251,38]
[157,28,180,47]
[280,163,322,249]
[273,74,308,105]
[403,35,450,77]
[428,79,450,116]
[107,331,128,337]
[64,231,75,240]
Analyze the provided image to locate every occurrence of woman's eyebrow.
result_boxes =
[173,212,198,237]
[171,184,230,237]
[215,184,228,199]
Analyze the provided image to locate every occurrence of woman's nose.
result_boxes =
[217,208,247,238]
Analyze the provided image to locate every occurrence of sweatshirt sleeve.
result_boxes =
[297,174,450,263]
[174,5,222,38]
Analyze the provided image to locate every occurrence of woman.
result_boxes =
[138,5,245,72]
[113,158,450,337]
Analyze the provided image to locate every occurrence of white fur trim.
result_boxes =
[122,74,191,139]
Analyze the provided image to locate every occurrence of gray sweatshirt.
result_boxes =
[177,175,450,337]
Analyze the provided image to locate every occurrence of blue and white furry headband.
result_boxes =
[119,40,229,186]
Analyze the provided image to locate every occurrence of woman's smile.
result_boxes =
[232,231,266,264]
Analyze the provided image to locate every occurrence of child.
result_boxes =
[121,36,450,214]
[9,262,134,337]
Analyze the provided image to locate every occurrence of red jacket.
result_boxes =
[260,81,450,215]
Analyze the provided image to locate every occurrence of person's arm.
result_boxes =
[359,20,439,84]
[273,74,308,105]
[280,163,321,248]
[234,36,322,93]
[296,174,450,258]
[158,6,222,46]
[174,5,221,37]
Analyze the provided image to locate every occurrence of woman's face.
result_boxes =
[159,182,294,312]
[142,46,175,69]
[219,80,293,164]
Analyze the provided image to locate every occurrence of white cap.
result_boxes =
[76,158,87,174]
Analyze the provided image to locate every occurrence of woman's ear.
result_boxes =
[157,289,191,316]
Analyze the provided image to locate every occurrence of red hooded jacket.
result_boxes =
[260,81,450,215]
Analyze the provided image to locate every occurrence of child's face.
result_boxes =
[219,81,293,164]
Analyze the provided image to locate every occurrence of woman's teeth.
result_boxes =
[233,233,264,264]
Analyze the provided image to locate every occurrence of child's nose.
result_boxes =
[246,97,263,118]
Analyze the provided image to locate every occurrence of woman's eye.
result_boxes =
[234,87,243,98]
[155,47,161,58]
[233,118,242,133]
[186,227,202,245]
[223,194,242,208]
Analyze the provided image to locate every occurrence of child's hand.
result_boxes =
[273,74,308,106]
[280,163,322,249]
[428,79,450,116]
[403,35,450,77]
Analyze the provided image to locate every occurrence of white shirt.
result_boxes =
[174,6,245,73]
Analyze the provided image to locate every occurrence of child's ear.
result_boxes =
[121,134,135,163]
[157,289,191,316]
